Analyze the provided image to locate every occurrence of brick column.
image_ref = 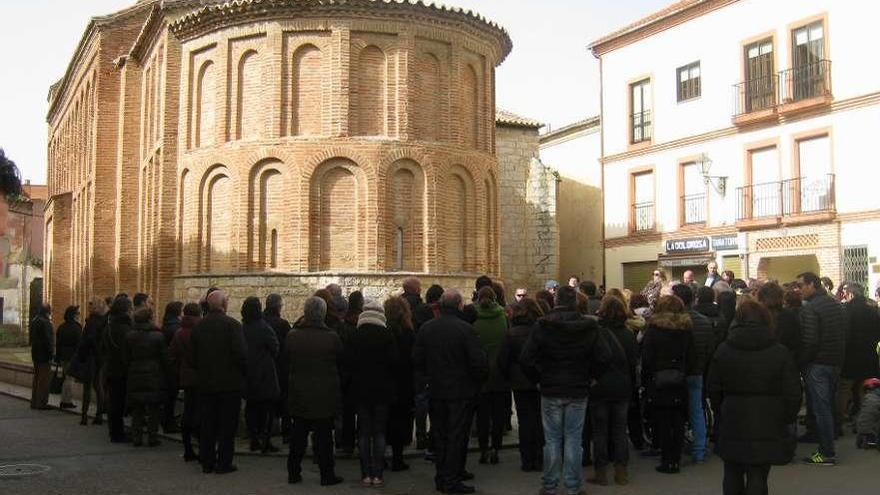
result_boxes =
[331,23,351,137]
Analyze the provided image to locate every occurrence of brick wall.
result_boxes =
[46,5,509,312]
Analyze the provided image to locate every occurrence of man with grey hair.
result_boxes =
[264,293,292,443]
[325,284,348,316]
[191,289,247,474]
[287,296,344,486]
[415,289,488,494]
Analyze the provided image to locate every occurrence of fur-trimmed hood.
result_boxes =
[649,311,692,331]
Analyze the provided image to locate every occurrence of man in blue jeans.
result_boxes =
[521,286,598,495]
[672,284,715,464]
[797,272,847,466]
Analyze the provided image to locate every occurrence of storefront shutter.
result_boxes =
[722,255,742,280]
[623,261,657,293]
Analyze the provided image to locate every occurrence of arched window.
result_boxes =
[462,65,479,149]
[194,61,215,147]
[354,46,386,136]
[386,159,426,271]
[414,52,441,141]
[291,44,324,136]
[236,50,261,140]
[309,159,367,271]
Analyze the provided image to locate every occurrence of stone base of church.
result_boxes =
[173,271,488,321]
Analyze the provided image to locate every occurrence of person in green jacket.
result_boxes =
[473,286,510,465]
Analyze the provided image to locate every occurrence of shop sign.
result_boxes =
[665,237,710,254]
[712,235,739,251]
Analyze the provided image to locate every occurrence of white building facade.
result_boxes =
[591,0,880,293]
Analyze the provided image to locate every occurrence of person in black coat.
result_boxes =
[160,301,183,434]
[414,289,488,494]
[338,290,364,455]
[589,296,638,486]
[102,296,134,443]
[264,293,292,443]
[124,307,171,447]
[841,284,880,423]
[413,284,443,451]
[287,296,345,486]
[56,305,82,409]
[641,295,696,474]
[758,283,802,355]
[708,299,801,495]
[29,304,54,410]
[192,290,247,475]
[345,299,398,486]
[385,296,416,472]
[497,298,544,472]
[672,284,714,464]
[242,297,280,454]
[76,298,109,425]
[520,286,599,495]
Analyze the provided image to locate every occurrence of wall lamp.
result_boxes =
[698,153,727,196]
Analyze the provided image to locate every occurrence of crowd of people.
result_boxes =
[25,269,880,495]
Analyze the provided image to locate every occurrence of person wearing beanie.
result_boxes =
[345,299,399,486]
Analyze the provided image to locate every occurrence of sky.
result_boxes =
[0,0,669,184]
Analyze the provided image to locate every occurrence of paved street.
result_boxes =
[0,395,877,495]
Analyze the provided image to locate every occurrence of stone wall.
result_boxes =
[496,125,559,295]
[174,272,482,322]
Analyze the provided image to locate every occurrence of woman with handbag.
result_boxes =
[641,295,695,474]
[55,306,83,410]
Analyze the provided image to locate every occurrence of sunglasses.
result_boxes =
[515,293,527,298]
[653,273,661,276]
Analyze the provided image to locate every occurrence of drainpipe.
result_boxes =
[593,48,607,288]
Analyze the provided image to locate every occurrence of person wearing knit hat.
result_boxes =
[358,299,387,329]
[346,298,398,486]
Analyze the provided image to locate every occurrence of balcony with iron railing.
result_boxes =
[732,73,778,125]
[630,110,652,144]
[779,59,832,112]
[732,59,832,124]
[736,174,836,228]
[681,193,706,226]
[631,201,655,233]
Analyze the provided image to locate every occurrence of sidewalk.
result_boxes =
[0,363,520,459]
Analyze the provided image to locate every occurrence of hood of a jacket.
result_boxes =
[476,303,505,320]
[181,315,200,330]
[539,309,595,334]
[133,321,156,333]
[693,302,720,317]
[649,311,692,331]
[726,320,776,351]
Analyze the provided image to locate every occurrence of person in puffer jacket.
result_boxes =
[796,272,847,466]
[520,286,599,495]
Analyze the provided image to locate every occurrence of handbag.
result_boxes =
[49,365,65,394]
[67,354,89,382]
